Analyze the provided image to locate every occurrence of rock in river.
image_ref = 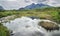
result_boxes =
[38,21,60,31]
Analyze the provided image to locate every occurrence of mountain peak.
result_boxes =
[21,3,50,10]
[31,3,36,5]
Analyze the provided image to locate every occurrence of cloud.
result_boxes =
[0,0,60,10]
[0,1,20,10]
[0,0,33,10]
[44,0,60,7]
[7,0,17,1]
[0,0,45,9]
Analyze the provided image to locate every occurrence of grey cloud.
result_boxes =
[0,0,60,10]
[29,0,47,3]
[0,0,7,1]
[0,1,21,10]
[54,0,60,4]
[25,0,30,3]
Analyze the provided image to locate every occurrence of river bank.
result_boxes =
[0,15,20,23]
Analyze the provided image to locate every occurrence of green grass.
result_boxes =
[0,7,60,23]
[0,23,10,36]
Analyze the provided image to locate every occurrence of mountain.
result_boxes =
[24,3,50,9]
[19,8,25,10]
[0,6,4,10]
[19,3,51,10]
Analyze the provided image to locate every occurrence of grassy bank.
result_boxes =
[0,23,10,36]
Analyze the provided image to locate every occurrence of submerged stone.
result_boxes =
[38,21,60,31]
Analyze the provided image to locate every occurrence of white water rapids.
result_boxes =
[2,16,60,36]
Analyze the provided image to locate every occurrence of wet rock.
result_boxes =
[27,16,40,20]
[38,21,59,31]
[10,30,15,36]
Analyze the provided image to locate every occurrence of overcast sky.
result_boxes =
[0,0,60,10]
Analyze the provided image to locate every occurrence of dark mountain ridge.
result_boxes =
[19,3,51,10]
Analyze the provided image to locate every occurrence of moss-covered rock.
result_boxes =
[0,23,10,36]
[38,21,59,31]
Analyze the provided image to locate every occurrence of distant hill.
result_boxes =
[19,8,25,10]
[0,6,4,10]
[19,3,51,10]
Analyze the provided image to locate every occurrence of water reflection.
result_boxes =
[3,16,60,36]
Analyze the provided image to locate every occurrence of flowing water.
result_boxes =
[2,16,60,36]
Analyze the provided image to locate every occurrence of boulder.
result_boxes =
[38,21,59,31]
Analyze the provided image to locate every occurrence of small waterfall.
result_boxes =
[3,16,60,36]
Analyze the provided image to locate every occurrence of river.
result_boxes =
[2,16,60,36]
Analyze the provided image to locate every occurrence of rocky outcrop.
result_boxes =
[38,21,60,31]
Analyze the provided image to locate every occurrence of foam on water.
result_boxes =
[3,16,60,36]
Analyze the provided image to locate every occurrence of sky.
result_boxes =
[0,0,60,10]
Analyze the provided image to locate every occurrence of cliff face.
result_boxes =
[38,21,59,31]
